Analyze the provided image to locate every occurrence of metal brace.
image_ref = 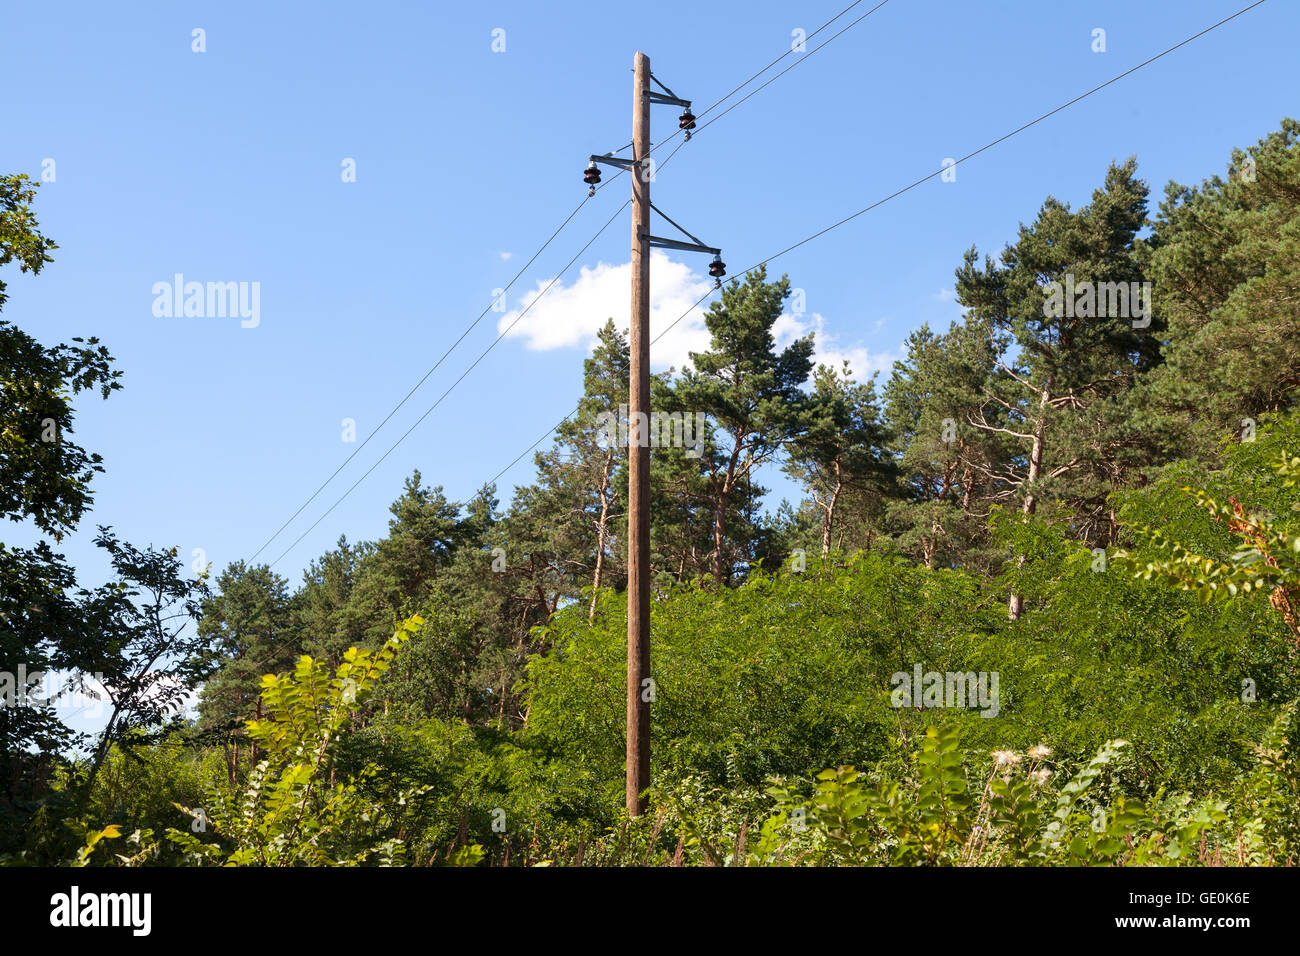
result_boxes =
[646,72,691,109]
[639,203,720,255]
[589,152,642,170]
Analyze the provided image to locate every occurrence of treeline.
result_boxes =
[1,119,1298,865]
[193,119,1300,724]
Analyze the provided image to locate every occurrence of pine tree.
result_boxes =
[1142,118,1300,458]
[786,362,894,556]
[669,268,817,584]
[955,159,1156,614]
[882,322,1008,572]
[196,561,298,776]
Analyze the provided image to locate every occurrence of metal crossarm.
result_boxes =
[588,153,641,170]
[639,233,721,256]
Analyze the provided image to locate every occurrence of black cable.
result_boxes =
[695,0,871,120]
[248,194,594,562]
[250,0,1267,665]
[592,0,891,193]
[250,0,880,563]
[268,200,630,569]
[688,0,895,142]
[486,0,1269,486]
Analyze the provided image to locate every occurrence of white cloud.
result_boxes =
[776,310,896,381]
[499,251,514,261]
[934,287,956,302]
[497,251,713,371]
[498,255,897,381]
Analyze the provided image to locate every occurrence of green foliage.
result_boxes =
[1114,436,1300,644]
[666,266,817,583]
[1231,702,1300,864]
[162,616,451,866]
[1144,118,1300,456]
[83,735,226,846]
[76,531,215,800]
[784,362,895,557]
[196,562,299,735]
[754,726,1234,867]
[525,553,990,796]
[70,823,122,867]
[2,174,133,853]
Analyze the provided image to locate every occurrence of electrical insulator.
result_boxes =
[584,162,602,186]
[708,255,726,279]
[679,108,696,141]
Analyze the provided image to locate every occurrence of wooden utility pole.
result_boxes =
[585,52,716,817]
[626,50,652,817]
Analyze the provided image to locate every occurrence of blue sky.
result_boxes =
[3,0,1295,616]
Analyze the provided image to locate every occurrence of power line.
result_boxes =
[694,0,874,121]
[261,0,1268,570]
[267,200,631,569]
[248,194,594,563]
[250,0,887,564]
[257,0,1264,675]
[591,0,891,193]
[268,145,696,568]
[750,0,1269,270]
[485,0,1268,487]
[688,0,894,140]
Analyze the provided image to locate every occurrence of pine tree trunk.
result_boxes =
[712,490,729,583]
[1009,379,1050,620]
[588,452,614,622]
[821,465,842,556]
